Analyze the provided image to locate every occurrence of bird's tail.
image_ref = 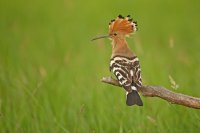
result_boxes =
[126,90,143,106]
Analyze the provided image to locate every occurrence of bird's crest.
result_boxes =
[109,15,138,36]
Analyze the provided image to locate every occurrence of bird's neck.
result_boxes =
[111,38,134,58]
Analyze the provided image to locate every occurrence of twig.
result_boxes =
[101,77,200,109]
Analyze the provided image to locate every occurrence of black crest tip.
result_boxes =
[118,14,124,19]
[111,19,115,22]
[128,18,133,22]
[133,21,137,25]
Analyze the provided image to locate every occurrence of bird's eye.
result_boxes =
[114,33,117,36]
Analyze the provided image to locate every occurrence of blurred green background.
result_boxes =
[0,0,200,132]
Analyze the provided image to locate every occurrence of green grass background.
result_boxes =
[0,0,200,132]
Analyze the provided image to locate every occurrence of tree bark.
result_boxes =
[101,77,200,109]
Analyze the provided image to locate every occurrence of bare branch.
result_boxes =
[101,77,200,109]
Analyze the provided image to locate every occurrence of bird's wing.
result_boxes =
[130,59,142,88]
[110,57,133,91]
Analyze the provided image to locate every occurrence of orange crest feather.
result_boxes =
[109,15,137,36]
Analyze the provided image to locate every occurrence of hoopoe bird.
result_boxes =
[92,15,143,106]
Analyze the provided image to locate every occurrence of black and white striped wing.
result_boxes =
[129,57,142,88]
[110,56,132,91]
[110,56,142,91]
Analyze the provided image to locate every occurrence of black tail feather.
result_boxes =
[126,90,143,106]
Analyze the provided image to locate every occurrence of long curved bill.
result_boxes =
[91,35,110,41]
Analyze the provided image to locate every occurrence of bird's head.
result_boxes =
[92,15,138,41]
